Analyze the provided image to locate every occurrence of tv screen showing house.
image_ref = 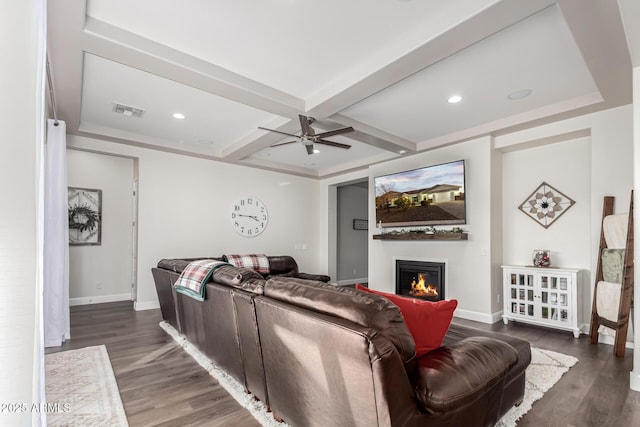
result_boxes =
[374,160,466,227]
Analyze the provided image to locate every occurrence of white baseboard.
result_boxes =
[630,371,640,391]
[455,308,502,324]
[134,300,160,311]
[334,278,368,286]
[69,293,131,306]
[596,332,634,349]
[578,323,634,347]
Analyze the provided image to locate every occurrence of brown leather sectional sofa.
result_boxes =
[152,257,531,427]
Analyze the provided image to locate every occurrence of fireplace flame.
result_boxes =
[410,274,438,298]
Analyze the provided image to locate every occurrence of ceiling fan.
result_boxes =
[259,114,354,155]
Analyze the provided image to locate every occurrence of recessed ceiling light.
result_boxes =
[197,139,213,145]
[313,149,320,154]
[508,89,532,100]
[398,150,407,154]
[448,95,462,104]
[172,112,186,119]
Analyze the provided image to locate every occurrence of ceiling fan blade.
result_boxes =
[305,143,315,155]
[270,140,299,147]
[315,139,351,149]
[258,127,299,138]
[315,126,354,139]
[299,114,315,136]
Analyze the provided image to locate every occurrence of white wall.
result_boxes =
[496,105,633,330]
[0,1,45,425]
[67,149,134,304]
[368,136,497,322]
[631,66,640,391]
[67,135,324,309]
[336,184,368,284]
[502,137,591,324]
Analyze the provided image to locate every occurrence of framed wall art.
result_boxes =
[68,187,102,245]
[353,219,368,230]
[518,182,575,229]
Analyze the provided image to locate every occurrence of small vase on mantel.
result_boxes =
[532,250,551,267]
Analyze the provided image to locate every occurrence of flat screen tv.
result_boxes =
[375,160,466,227]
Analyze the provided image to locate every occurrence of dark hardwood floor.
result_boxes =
[47,301,640,426]
[46,301,260,427]
[454,318,640,427]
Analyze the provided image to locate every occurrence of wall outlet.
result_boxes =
[353,268,357,276]
[97,282,103,290]
[496,293,500,304]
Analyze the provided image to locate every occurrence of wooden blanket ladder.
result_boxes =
[589,191,634,357]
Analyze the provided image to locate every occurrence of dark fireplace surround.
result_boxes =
[395,259,445,302]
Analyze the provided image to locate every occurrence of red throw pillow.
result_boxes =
[355,284,457,357]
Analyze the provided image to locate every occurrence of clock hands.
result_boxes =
[238,214,259,222]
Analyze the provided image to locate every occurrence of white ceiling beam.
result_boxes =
[617,0,640,67]
[238,157,321,178]
[47,0,87,132]
[326,115,416,153]
[557,0,632,106]
[318,152,400,178]
[221,116,299,161]
[305,0,557,119]
[82,17,304,118]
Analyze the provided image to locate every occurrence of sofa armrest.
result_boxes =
[412,336,518,414]
[297,272,331,282]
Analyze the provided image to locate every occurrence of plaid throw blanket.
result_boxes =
[173,260,229,301]
[223,254,270,275]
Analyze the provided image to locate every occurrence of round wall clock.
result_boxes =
[230,196,268,237]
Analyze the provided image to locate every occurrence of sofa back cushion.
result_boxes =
[266,255,299,277]
[212,265,265,294]
[264,277,416,365]
[157,257,223,273]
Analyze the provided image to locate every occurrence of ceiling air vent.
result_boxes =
[112,103,145,118]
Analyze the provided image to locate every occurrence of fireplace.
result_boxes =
[395,259,445,301]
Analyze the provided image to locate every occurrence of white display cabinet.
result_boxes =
[502,266,581,338]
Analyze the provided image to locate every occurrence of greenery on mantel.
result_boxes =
[372,226,468,240]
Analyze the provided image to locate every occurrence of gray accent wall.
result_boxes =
[336,184,368,284]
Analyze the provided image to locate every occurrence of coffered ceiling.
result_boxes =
[47,0,632,178]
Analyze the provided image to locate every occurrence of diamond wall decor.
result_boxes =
[518,182,575,229]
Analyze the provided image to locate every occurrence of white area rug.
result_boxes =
[160,321,577,427]
[159,321,286,427]
[45,345,129,426]
[496,347,578,426]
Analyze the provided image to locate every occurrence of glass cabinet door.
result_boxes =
[537,273,571,325]
[508,272,535,319]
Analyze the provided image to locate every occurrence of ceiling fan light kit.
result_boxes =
[260,114,354,155]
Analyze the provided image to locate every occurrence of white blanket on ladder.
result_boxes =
[596,280,621,323]
[596,280,634,338]
[598,212,630,338]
